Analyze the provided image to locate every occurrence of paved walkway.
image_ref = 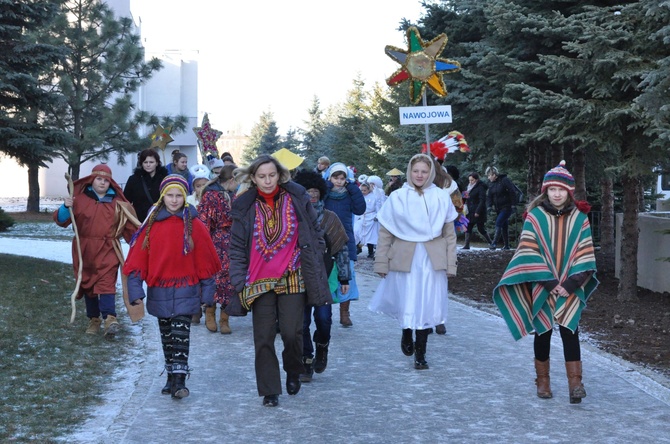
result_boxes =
[2,239,670,443]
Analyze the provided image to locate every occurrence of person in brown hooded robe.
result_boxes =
[54,164,140,336]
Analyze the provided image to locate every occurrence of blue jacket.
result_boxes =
[324,181,366,260]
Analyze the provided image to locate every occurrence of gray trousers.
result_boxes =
[252,291,305,396]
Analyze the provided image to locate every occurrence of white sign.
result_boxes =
[399,105,453,125]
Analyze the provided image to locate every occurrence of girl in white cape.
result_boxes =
[369,153,458,370]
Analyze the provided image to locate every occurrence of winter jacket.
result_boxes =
[486,174,517,213]
[125,206,218,319]
[54,186,137,298]
[123,166,168,221]
[466,180,488,219]
[226,181,331,316]
[374,222,457,276]
[166,163,194,193]
[324,181,366,260]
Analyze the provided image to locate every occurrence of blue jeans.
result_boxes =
[495,207,513,231]
[84,293,116,318]
[302,304,333,358]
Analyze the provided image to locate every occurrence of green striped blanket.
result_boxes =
[493,206,598,340]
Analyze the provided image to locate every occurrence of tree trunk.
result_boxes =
[550,144,563,169]
[572,149,586,201]
[71,162,81,181]
[26,163,41,212]
[618,174,639,301]
[530,142,548,197]
[527,143,537,199]
[599,177,615,269]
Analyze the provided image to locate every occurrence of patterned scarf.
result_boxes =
[493,205,598,340]
[243,188,300,306]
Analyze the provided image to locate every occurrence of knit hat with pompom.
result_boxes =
[541,160,575,195]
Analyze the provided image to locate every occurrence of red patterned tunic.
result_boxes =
[197,189,236,306]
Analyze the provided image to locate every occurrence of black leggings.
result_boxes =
[534,326,581,362]
[466,215,488,237]
[159,315,191,373]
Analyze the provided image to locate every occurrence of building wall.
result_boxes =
[615,212,670,294]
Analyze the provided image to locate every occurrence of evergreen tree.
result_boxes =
[299,96,327,168]
[39,0,164,179]
[241,111,281,165]
[282,127,301,154]
[328,76,376,173]
[0,0,69,211]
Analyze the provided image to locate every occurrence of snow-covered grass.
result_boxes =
[0,250,135,441]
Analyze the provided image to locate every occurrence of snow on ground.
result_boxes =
[0,197,62,213]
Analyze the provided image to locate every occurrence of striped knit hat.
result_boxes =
[159,174,189,201]
[542,160,575,194]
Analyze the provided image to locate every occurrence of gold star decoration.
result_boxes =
[148,124,174,151]
[385,26,461,104]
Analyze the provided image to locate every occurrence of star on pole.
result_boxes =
[385,27,461,104]
[193,113,222,159]
[148,124,174,151]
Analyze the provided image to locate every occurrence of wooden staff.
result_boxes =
[65,173,83,324]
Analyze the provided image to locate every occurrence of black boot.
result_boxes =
[482,230,493,246]
[490,228,502,250]
[286,374,301,395]
[314,342,329,373]
[367,244,375,259]
[401,328,414,356]
[171,373,189,399]
[414,329,429,369]
[161,367,173,395]
[502,228,511,250]
[462,233,471,250]
[299,357,314,382]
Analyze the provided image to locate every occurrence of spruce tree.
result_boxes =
[39,0,163,179]
[0,0,68,211]
[241,111,281,165]
[299,96,327,168]
[328,76,376,173]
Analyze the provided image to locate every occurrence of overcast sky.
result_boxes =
[134,0,426,134]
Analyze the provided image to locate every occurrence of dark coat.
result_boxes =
[324,181,366,260]
[123,166,168,222]
[467,180,488,219]
[226,181,331,316]
[486,174,517,212]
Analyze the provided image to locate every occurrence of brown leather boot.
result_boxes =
[205,306,217,332]
[534,359,552,399]
[219,309,231,334]
[339,301,352,327]
[565,361,586,403]
[86,317,102,335]
[103,315,120,337]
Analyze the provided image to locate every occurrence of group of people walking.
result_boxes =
[54,148,597,406]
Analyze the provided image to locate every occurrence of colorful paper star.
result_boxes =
[385,26,461,104]
[192,113,222,157]
[148,124,173,151]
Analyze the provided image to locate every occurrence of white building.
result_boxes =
[0,0,199,199]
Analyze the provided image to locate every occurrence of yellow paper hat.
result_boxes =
[272,148,304,170]
[386,168,404,176]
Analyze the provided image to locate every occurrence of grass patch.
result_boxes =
[0,254,133,441]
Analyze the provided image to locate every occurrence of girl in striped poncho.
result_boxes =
[493,161,598,404]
